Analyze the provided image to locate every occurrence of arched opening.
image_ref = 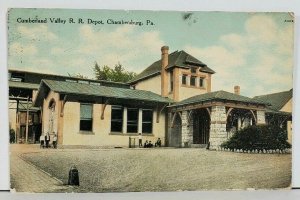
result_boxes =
[169,113,182,147]
[226,108,256,139]
[192,108,210,145]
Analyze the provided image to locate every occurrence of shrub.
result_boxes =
[221,125,291,151]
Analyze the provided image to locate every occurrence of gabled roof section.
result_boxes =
[129,50,215,84]
[253,89,293,111]
[9,81,40,90]
[34,79,172,107]
[170,90,266,107]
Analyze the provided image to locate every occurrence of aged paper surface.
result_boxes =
[8,9,293,192]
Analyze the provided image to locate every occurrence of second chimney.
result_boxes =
[234,86,240,95]
[161,46,169,97]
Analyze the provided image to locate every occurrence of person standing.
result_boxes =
[40,134,44,148]
[138,133,143,147]
[45,133,50,148]
[53,134,57,149]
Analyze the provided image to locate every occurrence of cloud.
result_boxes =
[76,25,164,72]
[50,47,65,55]
[184,14,293,96]
[9,42,37,56]
[17,24,58,41]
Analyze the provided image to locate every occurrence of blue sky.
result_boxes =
[8,9,294,97]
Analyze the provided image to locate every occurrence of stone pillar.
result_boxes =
[181,110,193,147]
[256,110,266,125]
[209,105,227,150]
[188,114,194,145]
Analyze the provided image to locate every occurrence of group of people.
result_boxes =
[138,133,161,148]
[40,133,57,148]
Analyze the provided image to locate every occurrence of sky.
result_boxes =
[7,9,294,97]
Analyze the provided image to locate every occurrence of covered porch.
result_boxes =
[167,91,267,149]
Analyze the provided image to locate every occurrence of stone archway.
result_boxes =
[192,108,211,145]
[226,108,256,139]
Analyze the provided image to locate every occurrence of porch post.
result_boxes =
[209,105,227,150]
[122,107,128,133]
[256,110,266,125]
[181,110,193,147]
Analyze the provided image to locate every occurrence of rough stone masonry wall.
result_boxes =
[181,110,193,147]
[209,105,227,150]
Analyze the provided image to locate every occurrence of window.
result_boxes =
[170,71,173,92]
[190,76,196,86]
[111,106,123,132]
[182,74,187,85]
[127,108,138,133]
[80,104,93,131]
[199,77,205,87]
[142,109,153,133]
[191,67,197,74]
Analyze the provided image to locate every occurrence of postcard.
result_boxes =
[7,8,294,192]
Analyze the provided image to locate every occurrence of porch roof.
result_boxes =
[9,81,40,90]
[34,79,172,107]
[169,90,267,108]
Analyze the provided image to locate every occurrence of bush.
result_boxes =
[221,125,291,151]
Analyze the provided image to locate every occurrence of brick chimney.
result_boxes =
[234,85,240,95]
[161,46,169,97]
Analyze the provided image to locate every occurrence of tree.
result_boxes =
[93,62,137,83]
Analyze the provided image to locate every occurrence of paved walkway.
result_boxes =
[10,144,72,193]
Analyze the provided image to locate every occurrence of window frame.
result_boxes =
[191,67,197,74]
[190,76,196,86]
[142,109,153,134]
[80,103,93,132]
[127,108,139,133]
[199,77,205,88]
[110,105,124,133]
[182,74,187,85]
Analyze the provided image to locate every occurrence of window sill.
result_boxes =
[109,132,154,136]
[78,131,95,135]
[181,84,206,89]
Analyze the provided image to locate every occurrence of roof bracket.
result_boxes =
[101,99,110,120]
[60,95,67,117]
[156,104,167,123]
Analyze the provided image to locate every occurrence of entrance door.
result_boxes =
[193,109,210,144]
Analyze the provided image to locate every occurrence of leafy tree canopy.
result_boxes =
[93,62,136,83]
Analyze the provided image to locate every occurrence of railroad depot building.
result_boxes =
[9,46,293,149]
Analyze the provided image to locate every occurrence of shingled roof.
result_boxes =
[34,79,172,107]
[253,89,293,111]
[169,90,266,107]
[129,50,215,84]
